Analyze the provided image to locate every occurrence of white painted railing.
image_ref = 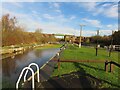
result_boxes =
[24,63,40,83]
[16,63,40,90]
[16,67,35,89]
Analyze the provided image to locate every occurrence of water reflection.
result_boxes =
[1,48,59,88]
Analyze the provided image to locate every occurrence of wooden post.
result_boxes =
[96,45,98,56]
[105,61,108,72]
[57,52,60,70]
[110,62,114,73]
[58,59,60,70]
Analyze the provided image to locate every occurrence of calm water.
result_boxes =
[1,48,59,88]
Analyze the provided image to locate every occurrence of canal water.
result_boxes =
[1,48,59,88]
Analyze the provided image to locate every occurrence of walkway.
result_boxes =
[23,56,58,88]
[37,71,102,89]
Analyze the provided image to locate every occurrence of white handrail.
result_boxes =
[16,67,35,89]
[24,63,40,83]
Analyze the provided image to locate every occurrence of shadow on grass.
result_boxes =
[37,62,101,89]
[74,62,120,88]
[38,69,65,89]
[73,62,95,88]
[25,61,120,89]
[78,63,105,71]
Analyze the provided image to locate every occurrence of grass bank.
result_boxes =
[1,44,62,60]
[52,44,119,88]
[35,44,63,50]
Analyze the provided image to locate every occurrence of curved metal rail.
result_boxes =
[24,63,40,82]
[16,67,35,89]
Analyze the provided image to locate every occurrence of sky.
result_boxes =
[1,2,119,36]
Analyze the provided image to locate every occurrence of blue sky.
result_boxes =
[1,2,118,36]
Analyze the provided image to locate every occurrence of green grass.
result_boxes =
[35,44,63,50]
[60,44,118,62]
[52,44,120,88]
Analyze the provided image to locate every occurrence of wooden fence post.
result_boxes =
[110,61,114,73]
[105,60,108,72]
[58,59,60,70]
[57,52,60,70]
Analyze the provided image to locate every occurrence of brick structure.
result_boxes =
[64,35,87,44]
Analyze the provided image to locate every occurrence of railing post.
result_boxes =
[58,59,60,70]
[105,60,108,72]
[57,52,60,70]
[110,61,114,73]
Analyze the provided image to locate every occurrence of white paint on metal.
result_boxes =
[24,63,40,83]
[16,67,35,89]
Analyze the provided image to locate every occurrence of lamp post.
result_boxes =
[109,30,114,57]
[96,29,100,56]
[79,24,85,48]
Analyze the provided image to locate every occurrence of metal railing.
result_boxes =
[24,63,40,83]
[16,67,35,89]
[16,63,40,90]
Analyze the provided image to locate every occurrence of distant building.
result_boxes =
[64,35,87,44]
[55,36,64,39]
[111,45,120,51]
[64,35,75,43]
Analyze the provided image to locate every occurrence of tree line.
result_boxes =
[1,14,119,46]
[1,14,56,46]
[89,31,120,46]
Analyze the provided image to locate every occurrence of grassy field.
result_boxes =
[60,44,118,62]
[52,44,120,88]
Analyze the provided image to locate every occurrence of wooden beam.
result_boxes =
[58,60,105,63]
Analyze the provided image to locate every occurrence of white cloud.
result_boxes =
[43,13,68,23]
[101,3,112,7]
[49,2,62,14]
[55,9,61,13]
[1,8,116,37]
[43,14,54,20]
[53,3,60,8]
[106,24,113,28]
[82,18,102,27]
[49,2,61,9]
[100,29,118,35]
[2,0,35,2]
[82,2,97,11]
[105,24,118,30]
[2,8,27,18]
[93,7,104,16]
[56,14,68,22]
[82,2,118,18]
[70,15,76,20]
[82,30,96,36]
[2,8,72,34]
[32,10,38,14]
[2,3,118,37]
[104,5,118,18]
[10,2,23,8]
[2,0,120,2]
